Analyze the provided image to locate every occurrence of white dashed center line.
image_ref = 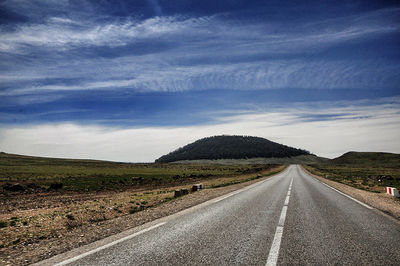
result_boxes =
[266,177,293,266]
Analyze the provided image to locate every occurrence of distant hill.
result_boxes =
[331,151,400,167]
[155,135,311,163]
[0,151,122,166]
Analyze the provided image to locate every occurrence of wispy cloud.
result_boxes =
[1,8,398,53]
[0,16,183,52]
[1,7,399,98]
[2,57,399,97]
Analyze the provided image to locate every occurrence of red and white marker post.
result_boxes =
[385,187,400,198]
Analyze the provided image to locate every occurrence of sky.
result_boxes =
[0,0,399,162]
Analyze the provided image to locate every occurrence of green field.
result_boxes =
[0,152,276,192]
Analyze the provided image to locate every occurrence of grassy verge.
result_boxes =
[304,164,400,193]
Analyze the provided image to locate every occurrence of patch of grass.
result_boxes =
[89,214,107,223]
[163,196,175,201]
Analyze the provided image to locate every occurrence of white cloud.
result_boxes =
[1,102,399,162]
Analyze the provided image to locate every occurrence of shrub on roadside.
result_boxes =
[0,221,7,228]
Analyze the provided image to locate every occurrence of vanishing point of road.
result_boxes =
[37,165,400,266]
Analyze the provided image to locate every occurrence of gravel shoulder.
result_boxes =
[302,166,400,220]
[1,167,284,266]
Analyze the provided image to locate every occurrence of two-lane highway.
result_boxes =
[39,165,400,266]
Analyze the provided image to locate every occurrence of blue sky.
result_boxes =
[0,0,399,162]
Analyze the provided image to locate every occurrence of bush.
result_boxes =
[2,183,25,192]
[129,205,145,214]
[0,221,7,228]
[64,215,82,230]
[49,182,63,190]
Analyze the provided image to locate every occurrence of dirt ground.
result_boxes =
[0,167,283,266]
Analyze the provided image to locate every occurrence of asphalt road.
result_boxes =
[42,165,400,266]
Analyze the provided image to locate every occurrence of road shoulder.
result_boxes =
[301,166,400,221]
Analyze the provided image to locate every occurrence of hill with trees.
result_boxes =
[155,135,311,163]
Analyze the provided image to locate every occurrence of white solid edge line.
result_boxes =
[301,167,374,210]
[320,181,373,210]
[212,193,236,203]
[211,185,256,203]
[212,183,259,203]
[54,222,166,266]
